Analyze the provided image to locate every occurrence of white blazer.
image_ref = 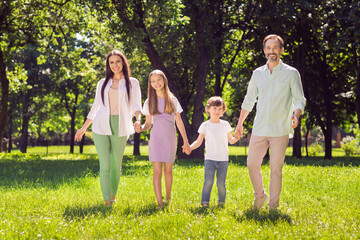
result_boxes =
[87,77,142,136]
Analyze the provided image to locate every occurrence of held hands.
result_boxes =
[134,121,142,133]
[182,142,191,155]
[74,128,86,142]
[234,125,243,139]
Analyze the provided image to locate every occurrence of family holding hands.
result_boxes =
[75,34,306,211]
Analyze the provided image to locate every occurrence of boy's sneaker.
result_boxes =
[202,203,209,208]
[253,194,269,210]
[218,202,225,208]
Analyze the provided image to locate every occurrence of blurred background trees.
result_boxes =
[1,0,359,159]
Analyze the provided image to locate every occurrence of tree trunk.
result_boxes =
[133,132,140,155]
[178,8,209,159]
[324,126,332,160]
[20,115,30,153]
[79,134,85,154]
[355,46,360,128]
[305,128,309,157]
[0,48,9,152]
[8,113,12,153]
[320,54,333,160]
[292,30,306,159]
[292,116,302,159]
[79,113,87,154]
[69,110,76,154]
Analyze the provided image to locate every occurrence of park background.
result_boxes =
[0,0,360,239]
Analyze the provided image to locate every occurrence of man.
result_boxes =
[235,34,306,210]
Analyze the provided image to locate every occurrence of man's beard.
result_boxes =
[267,54,279,62]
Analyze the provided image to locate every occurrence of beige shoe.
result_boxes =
[253,194,269,210]
[269,203,279,211]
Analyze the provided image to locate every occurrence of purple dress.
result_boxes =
[148,98,177,163]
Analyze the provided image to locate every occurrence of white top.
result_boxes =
[198,120,233,161]
[87,77,142,136]
[142,96,183,115]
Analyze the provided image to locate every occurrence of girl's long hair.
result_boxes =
[101,50,131,105]
[147,69,175,115]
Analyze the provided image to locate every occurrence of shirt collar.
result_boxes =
[265,59,284,72]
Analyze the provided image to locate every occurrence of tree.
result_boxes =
[87,0,265,158]
[11,45,52,153]
[0,0,73,152]
[0,0,43,151]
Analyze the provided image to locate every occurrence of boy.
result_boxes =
[187,96,238,207]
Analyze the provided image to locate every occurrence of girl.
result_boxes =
[135,69,190,209]
[75,50,142,207]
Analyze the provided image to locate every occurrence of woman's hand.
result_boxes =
[75,128,86,142]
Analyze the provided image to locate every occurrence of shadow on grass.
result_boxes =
[63,204,112,220]
[63,203,160,220]
[0,154,152,188]
[121,203,160,216]
[1,153,359,189]
[190,205,226,216]
[233,208,292,225]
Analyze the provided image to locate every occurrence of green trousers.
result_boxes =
[93,115,127,202]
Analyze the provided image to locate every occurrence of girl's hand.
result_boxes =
[74,128,86,142]
[182,143,191,155]
[134,121,142,133]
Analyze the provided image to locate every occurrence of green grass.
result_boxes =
[1,153,360,239]
[10,145,358,157]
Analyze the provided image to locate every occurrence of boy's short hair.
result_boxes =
[205,96,227,114]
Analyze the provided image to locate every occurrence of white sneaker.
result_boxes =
[253,194,269,210]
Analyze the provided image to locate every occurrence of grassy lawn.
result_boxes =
[1,152,360,239]
[9,144,357,157]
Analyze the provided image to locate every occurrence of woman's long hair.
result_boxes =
[101,50,131,105]
[147,70,175,115]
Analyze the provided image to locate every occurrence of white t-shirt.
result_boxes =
[142,96,183,115]
[198,120,233,161]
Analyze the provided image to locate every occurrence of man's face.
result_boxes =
[263,39,284,63]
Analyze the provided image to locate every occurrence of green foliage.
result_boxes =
[308,143,324,156]
[341,136,359,156]
[2,0,359,158]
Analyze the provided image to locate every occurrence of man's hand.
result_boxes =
[235,125,243,139]
[291,114,300,128]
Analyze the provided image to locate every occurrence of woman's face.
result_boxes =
[108,55,123,75]
[150,74,165,92]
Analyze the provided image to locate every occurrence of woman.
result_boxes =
[75,50,142,207]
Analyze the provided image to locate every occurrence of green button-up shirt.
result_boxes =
[241,59,306,137]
